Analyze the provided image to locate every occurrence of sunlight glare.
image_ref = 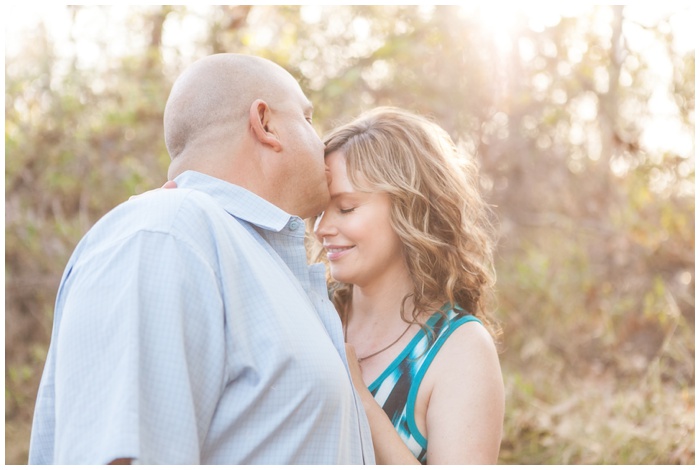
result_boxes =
[463,4,517,54]
[460,4,593,55]
[5,4,70,57]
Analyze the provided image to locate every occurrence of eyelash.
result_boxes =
[340,208,355,214]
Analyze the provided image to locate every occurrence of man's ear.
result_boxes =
[249,99,282,152]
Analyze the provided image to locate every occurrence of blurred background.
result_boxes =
[4,4,695,464]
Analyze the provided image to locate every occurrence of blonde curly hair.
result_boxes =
[313,107,498,336]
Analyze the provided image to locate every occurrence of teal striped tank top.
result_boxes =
[367,306,481,464]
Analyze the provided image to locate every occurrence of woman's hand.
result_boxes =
[345,344,370,398]
[345,343,420,465]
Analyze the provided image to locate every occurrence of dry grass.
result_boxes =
[499,358,694,464]
[494,225,695,464]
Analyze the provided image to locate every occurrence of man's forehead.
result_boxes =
[302,98,314,113]
[285,85,313,113]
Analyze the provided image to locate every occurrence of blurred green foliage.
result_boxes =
[5,5,694,464]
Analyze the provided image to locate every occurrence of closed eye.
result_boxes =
[340,208,355,214]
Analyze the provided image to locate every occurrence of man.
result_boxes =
[29,54,375,465]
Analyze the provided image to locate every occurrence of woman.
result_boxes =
[312,107,504,464]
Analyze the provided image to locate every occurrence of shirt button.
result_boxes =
[289,220,300,231]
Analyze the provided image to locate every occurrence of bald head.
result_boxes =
[164,54,301,177]
[163,53,327,218]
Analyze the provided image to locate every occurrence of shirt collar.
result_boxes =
[174,170,295,232]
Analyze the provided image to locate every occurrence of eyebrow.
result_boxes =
[330,191,364,200]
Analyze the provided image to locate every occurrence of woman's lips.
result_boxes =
[325,245,355,261]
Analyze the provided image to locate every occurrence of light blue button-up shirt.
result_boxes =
[29,170,375,465]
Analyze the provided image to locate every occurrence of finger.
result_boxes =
[162,180,178,189]
[345,343,357,361]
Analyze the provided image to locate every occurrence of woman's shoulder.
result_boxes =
[444,318,496,358]
[427,308,499,377]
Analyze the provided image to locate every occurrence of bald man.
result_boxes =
[29,54,375,465]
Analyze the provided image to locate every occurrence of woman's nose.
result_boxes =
[313,212,335,241]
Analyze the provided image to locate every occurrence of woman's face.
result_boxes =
[314,151,406,287]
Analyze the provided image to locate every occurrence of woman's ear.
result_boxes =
[249,99,282,152]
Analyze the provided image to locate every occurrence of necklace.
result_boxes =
[344,322,413,363]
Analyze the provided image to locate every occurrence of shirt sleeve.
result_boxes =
[53,229,226,464]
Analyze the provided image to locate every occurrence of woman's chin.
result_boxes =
[330,270,353,285]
